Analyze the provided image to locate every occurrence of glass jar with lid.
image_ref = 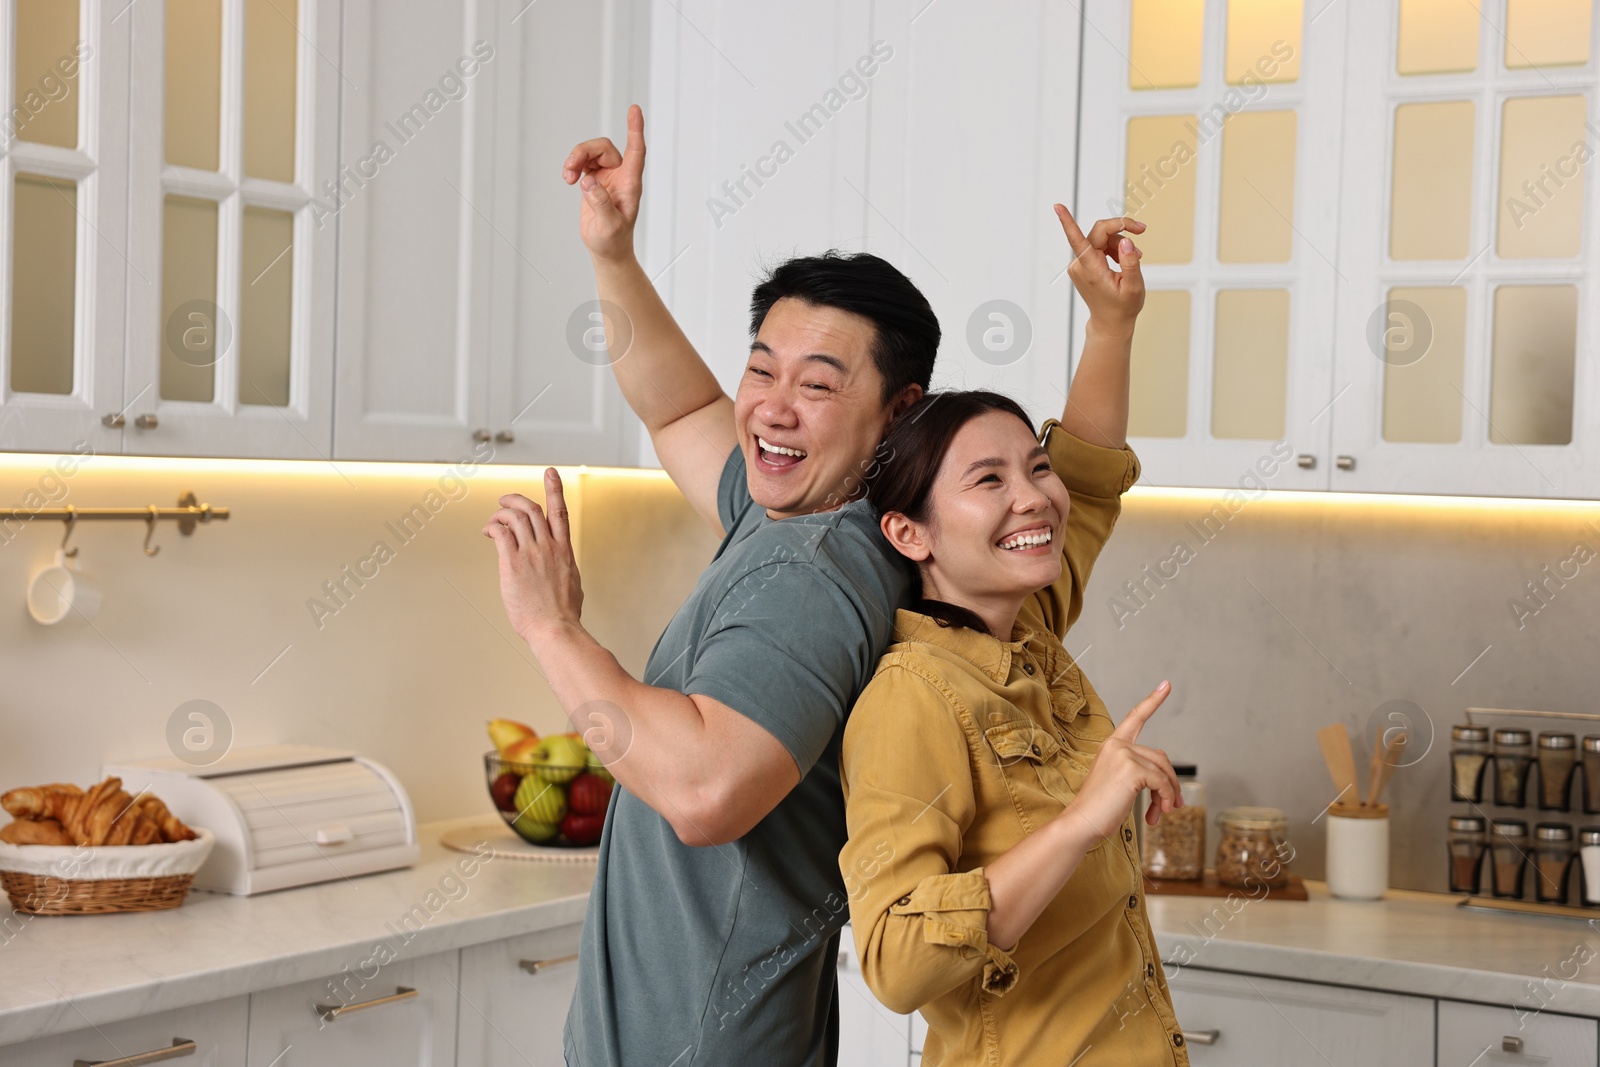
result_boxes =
[1215,806,1290,889]
[1580,828,1600,905]
[1446,815,1487,894]
[1582,738,1600,814]
[1490,819,1529,898]
[1494,729,1534,807]
[1533,823,1574,904]
[1450,724,1490,802]
[1537,733,1577,811]
[1141,764,1206,880]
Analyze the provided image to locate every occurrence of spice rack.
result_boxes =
[1451,706,1600,922]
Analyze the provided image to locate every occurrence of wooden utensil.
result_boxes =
[1317,723,1361,806]
[1367,732,1407,807]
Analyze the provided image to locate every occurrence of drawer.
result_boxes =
[0,995,247,1067]
[1438,999,1597,1067]
[456,923,584,1067]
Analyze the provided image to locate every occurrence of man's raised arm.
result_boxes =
[564,104,737,532]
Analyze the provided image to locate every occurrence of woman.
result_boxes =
[839,216,1189,1065]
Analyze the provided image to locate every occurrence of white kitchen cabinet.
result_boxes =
[836,926,913,1067]
[1167,965,1434,1066]
[244,949,459,1067]
[455,923,582,1067]
[1438,999,1598,1067]
[1,994,248,1067]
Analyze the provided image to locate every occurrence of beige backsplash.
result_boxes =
[2,448,1597,894]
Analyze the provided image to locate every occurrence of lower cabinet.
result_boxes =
[1166,966,1434,1066]
[1437,999,1598,1067]
[2,995,249,1067]
[245,950,459,1066]
[456,924,583,1067]
[837,926,914,1067]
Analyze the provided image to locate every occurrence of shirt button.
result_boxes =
[1173,1032,1185,1048]
[1030,744,1042,757]
[1123,827,1134,843]
[1128,894,1138,909]
[1022,662,1035,675]
[897,895,911,906]
[1146,962,1156,978]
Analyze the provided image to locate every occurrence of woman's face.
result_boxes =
[888,410,1070,608]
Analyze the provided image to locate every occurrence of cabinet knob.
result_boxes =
[495,429,515,444]
[1335,455,1356,471]
[134,414,159,430]
[472,428,491,443]
[1296,454,1316,469]
[101,413,126,429]
[1182,1030,1220,1046]
[1502,1035,1523,1053]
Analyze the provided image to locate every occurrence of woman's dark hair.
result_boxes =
[865,390,1038,634]
[749,251,939,406]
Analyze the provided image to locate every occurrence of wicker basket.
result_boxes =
[0,828,214,915]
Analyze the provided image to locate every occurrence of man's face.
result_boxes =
[734,297,915,519]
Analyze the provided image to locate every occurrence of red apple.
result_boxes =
[568,771,613,815]
[560,811,606,845]
[490,772,521,813]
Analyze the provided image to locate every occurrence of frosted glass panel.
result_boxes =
[1124,115,1198,264]
[1390,101,1475,260]
[160,196,221,403]
[1128,291,1191,438]
[166,0,223,170]
[244,0,298,181]
[1382,287,1466,444]
[1130,0,1205,90]
[14,0,80,147]
[10,174,77,396]
[1505,0,1591,69]
[1218,110,1297,263]
[1498,96,1587,259]
[1489,286,1577,446]
[240,208,294,407]
[1397,0,1480,74]
[1225,0,1301,84]
[1212,289,1289,440]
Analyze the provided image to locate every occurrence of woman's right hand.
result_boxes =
[562,104,646,263]
[1063,681,1182,842]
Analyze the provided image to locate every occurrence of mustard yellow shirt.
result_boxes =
[839,422,1189,1067]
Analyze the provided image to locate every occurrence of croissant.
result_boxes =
[1,782,81,822]
[0,818,72,845]
[0,777,196,846]
[134,794,197,842]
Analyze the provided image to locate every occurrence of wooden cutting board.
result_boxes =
[1142,870,1309,901]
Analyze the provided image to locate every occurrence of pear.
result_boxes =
[488,718,537,754]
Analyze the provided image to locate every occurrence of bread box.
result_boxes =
[103,745,419,895]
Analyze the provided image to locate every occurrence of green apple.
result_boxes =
[513,774,568,824]
[530,734,588,783]
[511,811,559,842]
[585,749,615,785]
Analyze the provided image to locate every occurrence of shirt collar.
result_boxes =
[891,607,1046,685]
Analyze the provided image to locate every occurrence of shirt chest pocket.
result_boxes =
[982,721,1098,840]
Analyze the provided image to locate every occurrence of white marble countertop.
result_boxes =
[1147,882,1600,1017]
[0,816,595,1045]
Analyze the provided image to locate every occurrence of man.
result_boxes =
[484,104,1146,1065]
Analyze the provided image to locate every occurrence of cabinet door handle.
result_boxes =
[1502,1035,1524,1053]
[101,413,126,429]
[134,414,159,430]
[519,953,578,975]
[472,428,492,443]
[1182,1029,1220,1046]
[315,985,417,1021]
[1335,454,1356,471]
[495,429,515,444]
[73,1037,196,1066]
[1296,454,1316,469]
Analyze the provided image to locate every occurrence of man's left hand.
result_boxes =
[484,469,585,645]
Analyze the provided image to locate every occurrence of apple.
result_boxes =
[568,772,612,816]
[585,749,616,785]
[501,735,542,766]
[490,772,521,812]
[513,775,568,825]
[512,811,559,843]
[488,718,536,754]
[560,811,606,846]
[529,735,588,783]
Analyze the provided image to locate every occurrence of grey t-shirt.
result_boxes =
[564,445,911,1067]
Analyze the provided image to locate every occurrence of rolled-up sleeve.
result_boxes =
[1026,420,1141,639]
[839,665,1018,1014]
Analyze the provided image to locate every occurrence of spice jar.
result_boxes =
[1537,733,1577,811]
[1582,738,1600,814]
[1533,823,1574,904]
[1490,819,1529,898]
[1494,729,1534,807]
[1446,815,1487,894]
[1450,724,1491,803]
[1215,806,1290,889]
[1579,828,1600,905]
[1141,764,1205,881]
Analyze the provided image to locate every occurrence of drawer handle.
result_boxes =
[1502,1035,1524,1053]
[1182,1029,1220,1046]
[315,985,417,1021]
[519,953,579,975]
[73,1037,196,1066]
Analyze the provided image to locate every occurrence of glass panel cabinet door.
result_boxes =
[0,1,130,456]
[1077,0,1346,490]
[121,0,337,458]
[1331,0,1597,498]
